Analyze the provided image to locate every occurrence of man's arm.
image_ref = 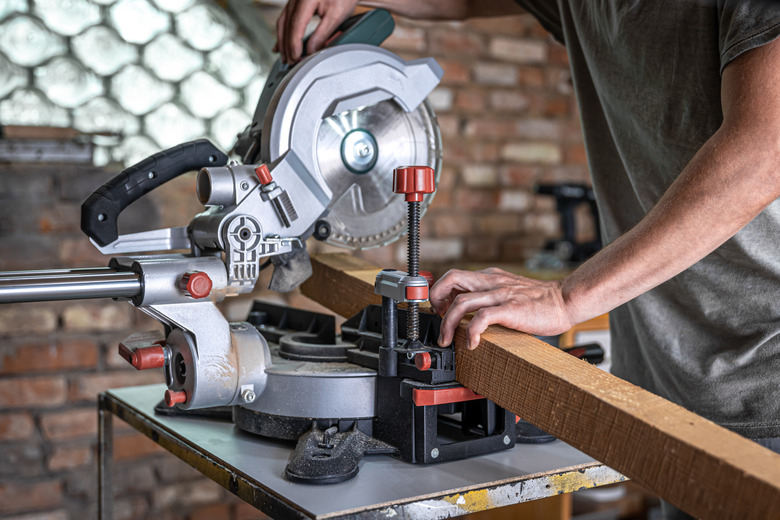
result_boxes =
[430,37,780,349]
[274,0,524,63]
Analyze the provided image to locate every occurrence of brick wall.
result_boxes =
[0,8,586,520]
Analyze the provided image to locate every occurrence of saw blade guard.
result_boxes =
[261,44,443,250]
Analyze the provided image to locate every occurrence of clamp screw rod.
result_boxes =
[407,200,421,342]
[393,165,435,346]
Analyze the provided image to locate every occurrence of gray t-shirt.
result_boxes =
[515,0,780,437]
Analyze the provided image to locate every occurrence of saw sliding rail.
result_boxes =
[0,268,141,303]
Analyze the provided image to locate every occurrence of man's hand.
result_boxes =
[274,0,358,64]
[273,0,524,64]
[430,268,577,349]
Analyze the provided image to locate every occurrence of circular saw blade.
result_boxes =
[315,98,442,250]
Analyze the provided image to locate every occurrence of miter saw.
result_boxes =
[0,10,529,483]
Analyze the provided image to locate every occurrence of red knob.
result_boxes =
[164,389,187,407]
[420,271,434,286]
[393,166,435,202]
[180,271,212,299]
[415,352,432,371]
[255,164,273,185]
[130,344,166,370]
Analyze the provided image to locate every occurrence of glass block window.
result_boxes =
[0,0,273,166]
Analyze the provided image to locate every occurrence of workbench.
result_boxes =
[98,384,625,519]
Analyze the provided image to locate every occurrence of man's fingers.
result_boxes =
[282,0,318,63]
[437,289,508,347]
[304,5,350,55]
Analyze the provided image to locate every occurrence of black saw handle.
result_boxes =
[81,139,228,246]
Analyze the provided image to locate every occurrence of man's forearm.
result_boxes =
[562,126,780,323]
[360,0,523,20]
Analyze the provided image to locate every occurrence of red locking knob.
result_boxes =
[255,164,273,185]
[393,166,435,202]
[164,389,187,407]
[131,344,166,370]
[180,271,212,299]
[415,352,432,371]
[420,271,434,286]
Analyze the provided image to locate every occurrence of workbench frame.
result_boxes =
[96,385,625,519]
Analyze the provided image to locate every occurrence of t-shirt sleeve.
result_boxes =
[719,0,780,73]
[513,0,564,43]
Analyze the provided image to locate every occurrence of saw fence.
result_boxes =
[300,253,780,519]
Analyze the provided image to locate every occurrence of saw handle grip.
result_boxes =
[81,139,228,247]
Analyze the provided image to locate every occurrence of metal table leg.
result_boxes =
[98,393,114,520]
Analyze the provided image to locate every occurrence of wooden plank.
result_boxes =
[300,253,382,319]
[302,253,780,519]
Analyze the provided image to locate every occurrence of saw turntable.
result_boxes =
[0,10,557,487]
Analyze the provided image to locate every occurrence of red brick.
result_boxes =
[524,212,560,237]
[2,510,68,520]
[489,90,530,112]
[546,67,573,95]
[428,27,484,56]
[41,409,97,440]
[454,189,498,211]
[465,16,527,36]
[68,370,161,402]
[0,412,35,441]
[418,238,464,263]
[549,43,570,66]
[489,37,547,64]
[500,165,540,187]
[0,305,58,336]
[190,503,232,520]
[428,190,453,211]
[37,203,80,234]
[466,143,501,162]
[461,165,497,187]
[114,496,149,520]
[429,213,473,237]
[473,62,518,87]
[474,214,524,235]
[515,118,567,140]
[114,430,165,461]
[437,59,471,85]
[427,87,453,112]
[57,237,107,266]
[544,95,573,116]
[62,303,133,332]
[502,236,547,261]
[1,339,98,374]
[435,114,459,138]
[465,236,501,261]
[499,190,534,212]
[464,118,517,140]
[501,142,562,164]
[453,89,486,112]
[0,376,67,408]
[518,66,545,88]
[525,16,551,38]
[0,480,63,515]
[152,480,223,511]
[48,444,93,471]
[565,142,589,165]
[384,25,427,53]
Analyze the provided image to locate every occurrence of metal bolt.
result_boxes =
[503,435,511,445]
[240,181,249,190]
[355,141,371,158]
[430,448,439,459]
[242,388,256,403]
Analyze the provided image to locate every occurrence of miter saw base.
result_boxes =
[155,301,552,484]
